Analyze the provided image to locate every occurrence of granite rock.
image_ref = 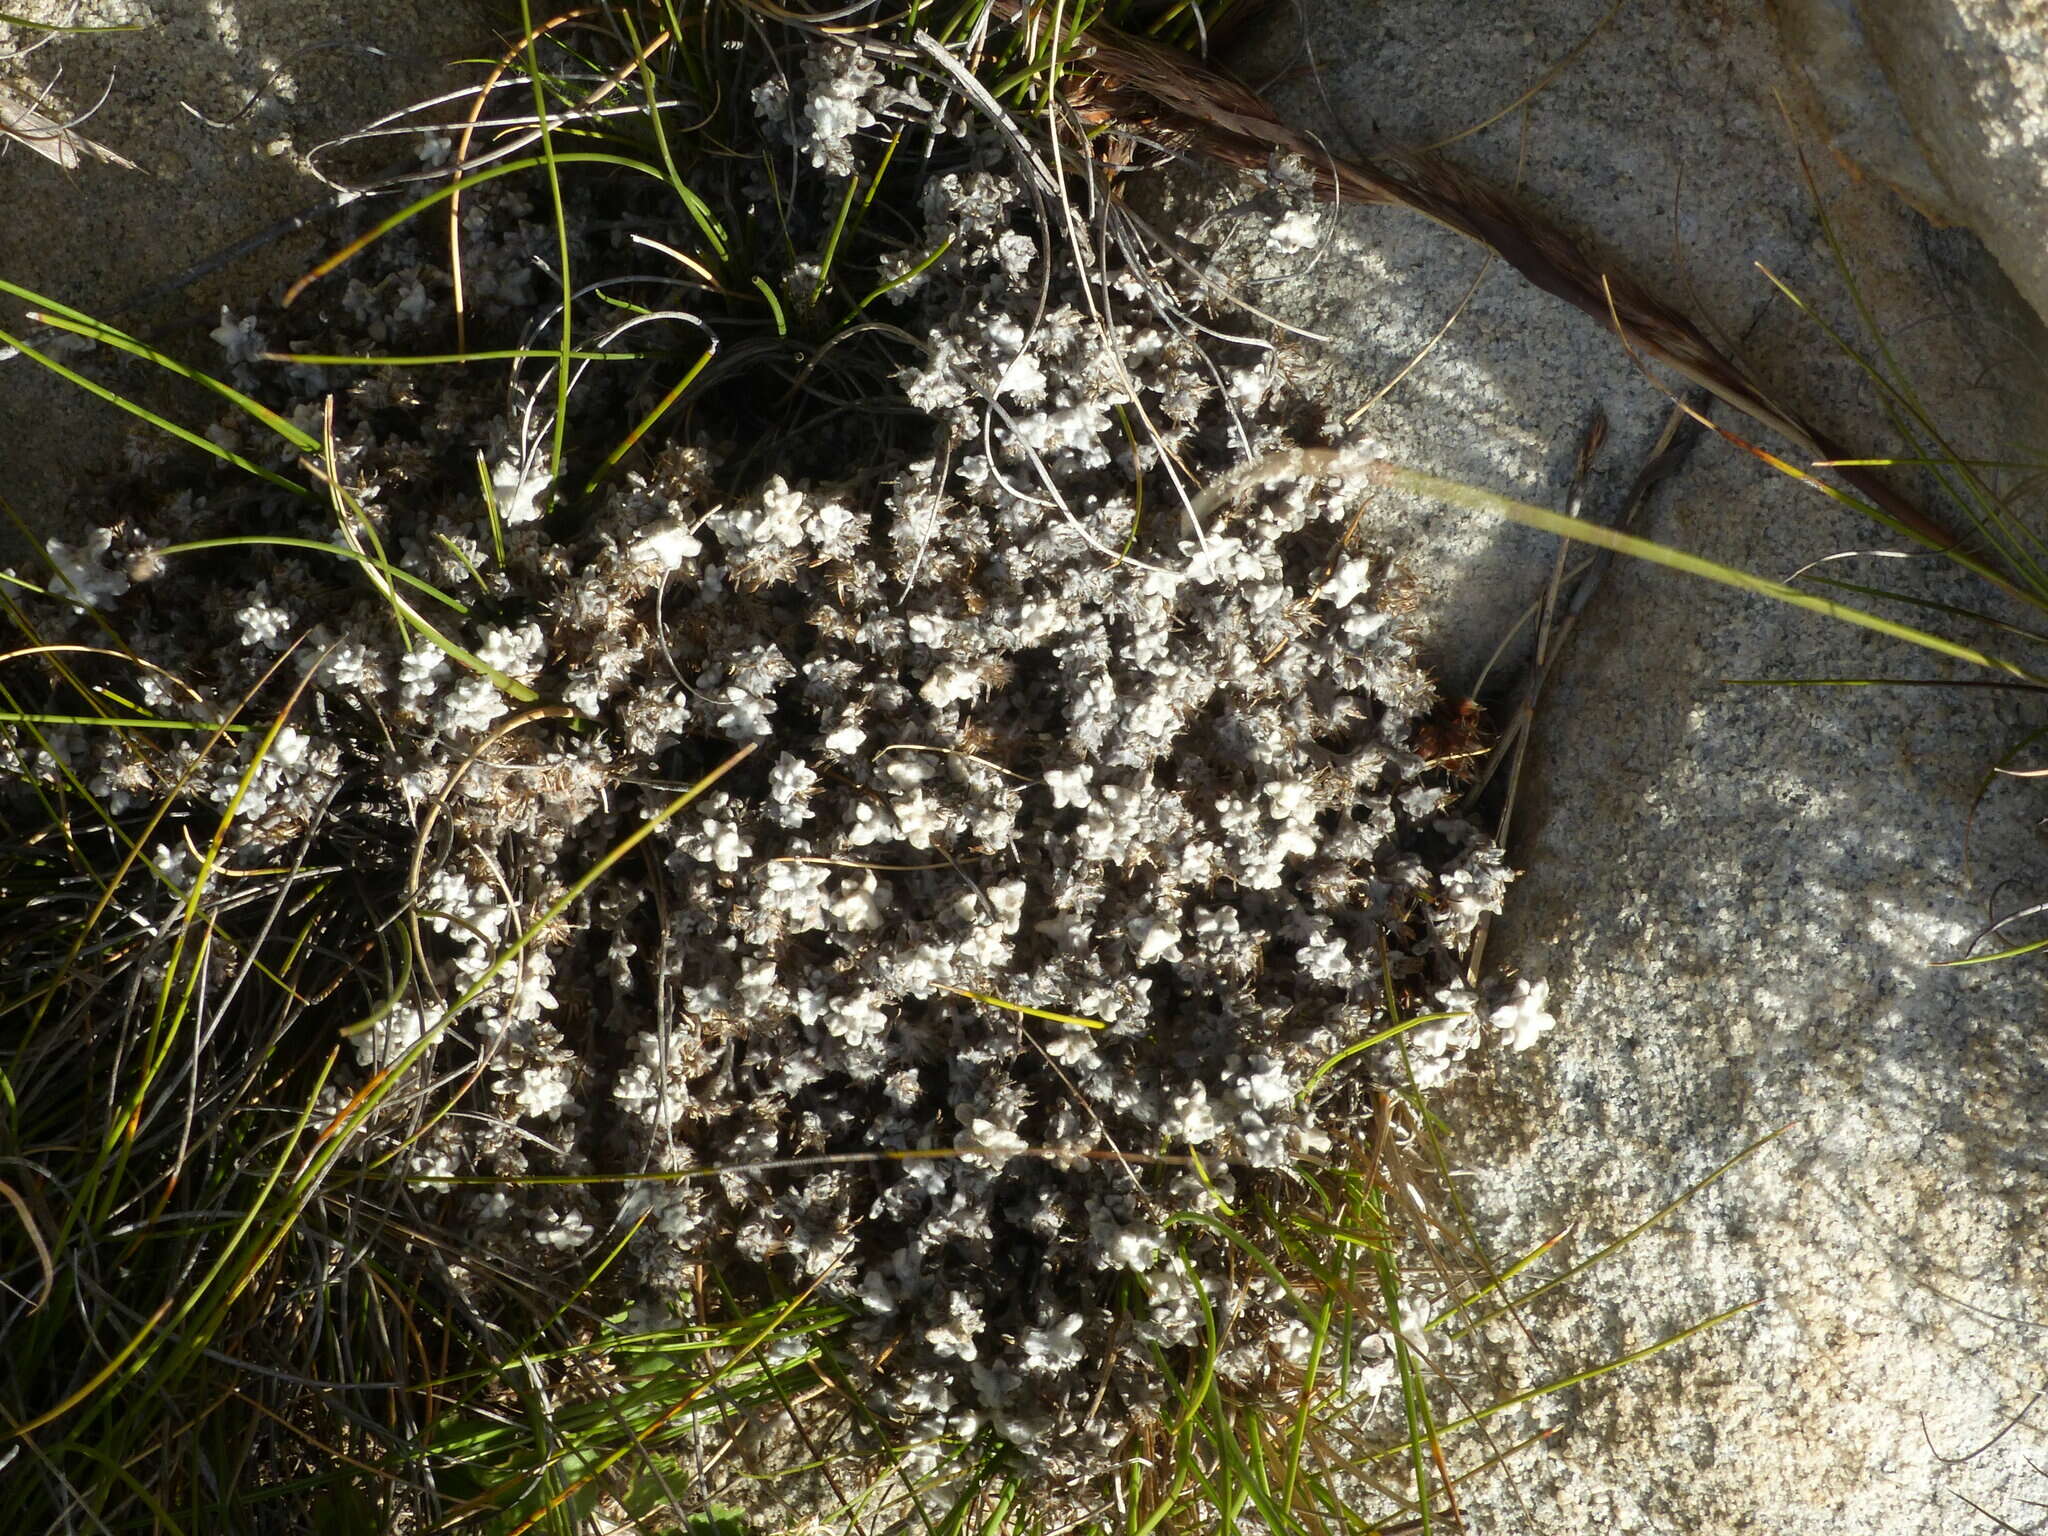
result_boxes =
[0,0,495,530]
[1197,0,2048,1529]
[1778,0,2048,327]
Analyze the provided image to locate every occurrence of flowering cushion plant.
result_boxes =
[0,7,1550,1518]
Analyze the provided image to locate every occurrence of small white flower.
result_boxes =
[1265,1316,1313,1368]
[1044,764,1093,809]
[436,675,512,734]
[511,1061,574,1119]
[268,725,312,770]
[505,970,558,1024]
[1009,399,1112,461]
[1020,1314,1086,1374]
[1127,914,1181,965]
[925,1291,984,1362]
[1102,1221,1164,1272]
[393,278,432,326]
[1034,910,1091,955]
[1091,1202,1166,1273]
[1238,1113,1292,1168]
[983,880,1027,933]
[490,454,552,525]
[994,229,1037,278]
[716,476,809,549]
[1161,1082,1222,1145]
[767,752,819,825]
[235,596,293,650]
[1324,556,1373,610]
[858,1270,896,1315]
[996,348,1047,402]
[919,662,984,709]
[1388,1298,1434,1363]
[893,790,947,849]
[760,858,829,930]
[1227,361,1273,413]
[398,643,449,688]
[1040,1027,1099,1069]
[148,841,193,884]
[693,815,752,873]
[476,623,546,682]
[955,1115,1029,1170]
[1404,1005,1480,1089]
[826,872,888,931]
[751,76,791,123]
[210,309,266,364]
[1488,978,1556,1052]
[830,993,890,1050]
[1232,1055,1293,1113]
[627,517,703,570]
[1267,208,1319,252]
[715,685,773,741]
[1264,779,1314,823]
[1014,600,1063,645]
[842,798,895,848]
[534,1208,594,1250]
[1139,1265,1202,1343]
[1297,927,1350,983]
[45,530,129,608]
[351,1003,430,1068]
[805,497,861,558]
[320,640,379,690]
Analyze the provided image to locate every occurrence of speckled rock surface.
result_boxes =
[0,0,495,529]
[1199,0,2048,1530]
[1777,0,2048,327]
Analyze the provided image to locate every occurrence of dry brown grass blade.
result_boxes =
[0,77,136,171]
[1023,4,1967,559]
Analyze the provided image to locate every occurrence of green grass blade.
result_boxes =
[1373,460,2042,682]
[6,299,321,452]
[523,0,575,495]
[270,346,653,366]
[1432,1300,1760,1439]
[0,9,141,28]
[1931,933,2048,967]
[282,153,670,307]
[1445,1121,1794,1336]
[152,535,467,613]
[0,325,310,496]
[582,342,714,494]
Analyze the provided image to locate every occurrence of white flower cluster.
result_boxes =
[43,528,131,608]
[0,33,1543,1500]
[753,41,935,178]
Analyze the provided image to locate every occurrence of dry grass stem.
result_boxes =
[1017,1,1981,565]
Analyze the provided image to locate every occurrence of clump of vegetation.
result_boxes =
[0,3,1789,1531]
